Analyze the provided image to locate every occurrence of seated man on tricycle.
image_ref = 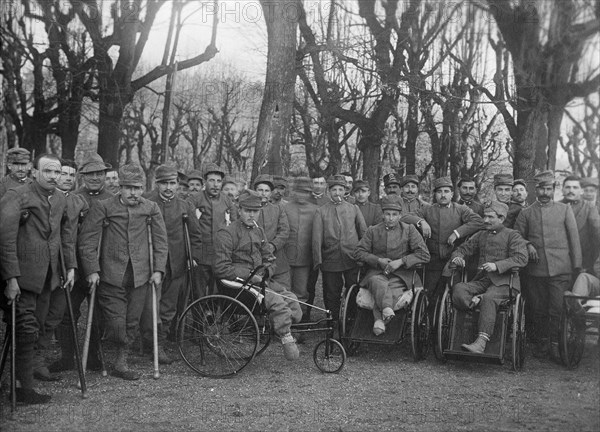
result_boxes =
[446,201,528,353]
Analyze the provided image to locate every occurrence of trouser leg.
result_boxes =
[477,285,510,336]
[265,282,301,337]
[547,274,572,342]
[290,266,310,315]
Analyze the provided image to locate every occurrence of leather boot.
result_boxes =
[15,334,51,403]
[461,335,488,353]
[111,346,140,381]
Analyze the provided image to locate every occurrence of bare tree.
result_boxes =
[560,95,600,177]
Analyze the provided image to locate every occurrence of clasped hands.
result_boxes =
[378,258,404,275]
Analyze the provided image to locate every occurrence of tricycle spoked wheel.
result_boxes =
[177,295,259,378]
[340,284,360,356]
[313,338,346,373]
[411,290,430,362]
[511,294,526,371]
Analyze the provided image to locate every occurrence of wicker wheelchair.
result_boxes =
[338,265,430,361]
[176,265,346,378]
[558,293,600,369]
[433,266,525,371]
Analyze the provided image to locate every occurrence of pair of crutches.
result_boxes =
[0,301,17,412]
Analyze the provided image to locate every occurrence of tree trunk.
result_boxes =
[252,0,299,179]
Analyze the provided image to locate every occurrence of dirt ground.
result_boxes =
[1,293,599,432]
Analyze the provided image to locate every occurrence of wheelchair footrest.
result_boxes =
[446,309,508,361]
[444,350,505,365]
[348,308,408,344]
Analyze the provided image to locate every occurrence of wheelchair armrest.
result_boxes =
[510,267,520,275]
[413,263,424,269]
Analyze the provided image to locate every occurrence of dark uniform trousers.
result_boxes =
[525,273,572,342]
[97,261,148,348]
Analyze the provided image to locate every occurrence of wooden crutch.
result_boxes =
[147,216,160,379]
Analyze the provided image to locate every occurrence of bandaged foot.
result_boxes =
[382,307,395,323]
[373,319,386,336]
[394,290,413,310]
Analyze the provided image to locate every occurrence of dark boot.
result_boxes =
[111,346,140,381]
[13,388,51,405]
[48,323,75,372]
[16,334,52,398]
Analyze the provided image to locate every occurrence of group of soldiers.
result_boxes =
[1,146,599,405]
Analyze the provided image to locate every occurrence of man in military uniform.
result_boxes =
[352,180,383,227]
[222,178,240,201]
[186,163,238,299]
[515,171,582,360]
[36,159,88,380]
[253,174,291,286]
[449,201,528,353]
[402,177,484,303]
[0,154,76,404]
[79,164,168,380]
[0,147,32,198]
[49,153,113,373]
[354,197,430,336]
[399,175,430,213]
[310,175,329,206]
[581,177,598,209]
[140,165,202,364]
[493,173,513,205]
[177,172,190,199]
[340,172,356,204]
[214,190,302,360]
[271,175,289,204]
[504,178,528,228]
[383,172,402,196]
[456,177,484,217]
[283,178,318,318]
[313,175,367,322]
[187,170,204,193]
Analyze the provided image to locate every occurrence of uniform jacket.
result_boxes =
[187,191,238,266]
[515,200,582,277]
[0,181,76,293]
[0,174,31,199]
[62,191,89,250]
[312,200,367,272]
[354,222,430,290]
[504,201,526,229]
[78,195,168,288]
[283,199,318,267]
[400,196,430,214]
[310,193,330,207]
[450,225,528,290]
[214,220,273,281]
[144,190,203,275]
[257,202,290,274]
[458,199,484,217]
[560,199,600,272]
[402,202,484,261]
[356,201,383,227]
[74,185,114,208]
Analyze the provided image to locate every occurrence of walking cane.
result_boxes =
[60,250,87,398]
[147,216,160,379]
[182,213,195,311]
[11,300,16,412]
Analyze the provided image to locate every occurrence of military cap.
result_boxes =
[485,200,509,218]
[581,177,599,189]
[383,173,401,187]
[119,164,144,187]
[273,175,288,188]
[380,196,402,212]
[253,174,274,190]
[178,171,189,186]
[513,178,527,188]
[187,170,204,182]
[155,165,178,182]
[400,174,419,188]
[493,173,514,187]
[203,163,225,179]
[327,174,347,189]
[432,176,453,191]
[6,148,31,163]
[79,152,112,173]
[238,189,262,210]
[293,177,313,193]
[352,180,370,192]
[534,170,555,187]
[223,176,238,187]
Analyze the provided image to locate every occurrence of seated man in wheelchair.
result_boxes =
[354,197,430,335]
[446,201,528,353]
[214,190,303,360]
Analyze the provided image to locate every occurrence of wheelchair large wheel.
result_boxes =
[339,284,360,356]
[313,338,346,373]
[558,308,586,369]
[434,286,453,362]
[177,295,259,378]
[411,289,430,361]
[511,294,526,371]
